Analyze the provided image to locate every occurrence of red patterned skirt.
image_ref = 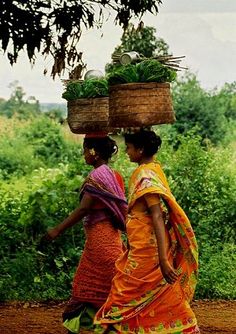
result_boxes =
[63,219,123,320]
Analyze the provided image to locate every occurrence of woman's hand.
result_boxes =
[44,226,61,241]
[160,259,178,284]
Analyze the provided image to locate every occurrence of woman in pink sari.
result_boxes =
[45,133,127,333]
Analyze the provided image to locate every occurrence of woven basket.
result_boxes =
[109,82,175,127]
[67,97,109,134]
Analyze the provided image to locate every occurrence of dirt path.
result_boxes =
[0,300,235,334]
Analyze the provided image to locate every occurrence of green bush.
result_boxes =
[19,116,72,165]
[171,73,229,144]
[0,165,87,300]
[197,243,236,299]
[163,133,236,245]
[0,135,42,179]
[0,115,86,180]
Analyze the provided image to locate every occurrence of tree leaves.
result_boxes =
[0,0,162,77]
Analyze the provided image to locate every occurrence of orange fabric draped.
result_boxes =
[94,162,199,334]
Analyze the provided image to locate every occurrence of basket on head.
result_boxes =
[67,97,109,134]
[109,82,175,128]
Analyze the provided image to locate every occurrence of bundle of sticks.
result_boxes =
[112,52,187,71]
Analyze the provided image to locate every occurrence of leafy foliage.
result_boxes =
[108,60,176,85]
[107,64,139,85]
[171,73,231,144]
[0,167,86,300]
[18,116,77,166]
[0,0,162,77]
[162,133,236,245]
[62,60,176,101]
[136,59,176,82]
[214,82,236,121]
[196,243,236,299]
[62,78,108,101]
[0,133,41,179]
[0,113,85,180]
[116,23,169,57]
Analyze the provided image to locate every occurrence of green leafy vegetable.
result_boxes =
[107,64,139,86]
[62,79,108,101]
[62,60,177,101]
[108,59,177,86]
[136,59,177,83]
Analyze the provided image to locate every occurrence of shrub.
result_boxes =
[197,243,236,299]
[171,73,229,144]
[19,116,71,164]
[160,132,236,245]
[0,135,42,179]
[0,165,86,300]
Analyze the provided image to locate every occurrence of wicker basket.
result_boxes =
[67,97,109,134]
[109,82,175,127]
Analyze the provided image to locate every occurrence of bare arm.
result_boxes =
[45,193,94,241]
[145,195,178,284]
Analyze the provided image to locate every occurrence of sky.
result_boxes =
[0,0,235,103]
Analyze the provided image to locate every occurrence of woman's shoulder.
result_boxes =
[133,161,160,176]
[89,163,111,177]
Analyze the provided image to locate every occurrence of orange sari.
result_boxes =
[94,162,199,334]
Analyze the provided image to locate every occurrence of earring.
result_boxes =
[89,148,96,156]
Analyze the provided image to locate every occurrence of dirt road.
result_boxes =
[0,300,235,334]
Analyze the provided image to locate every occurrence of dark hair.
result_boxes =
[124,129,162,157]
[83,136,118,161]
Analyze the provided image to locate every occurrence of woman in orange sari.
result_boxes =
[45,133,127,334]
[94,129,200,334]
